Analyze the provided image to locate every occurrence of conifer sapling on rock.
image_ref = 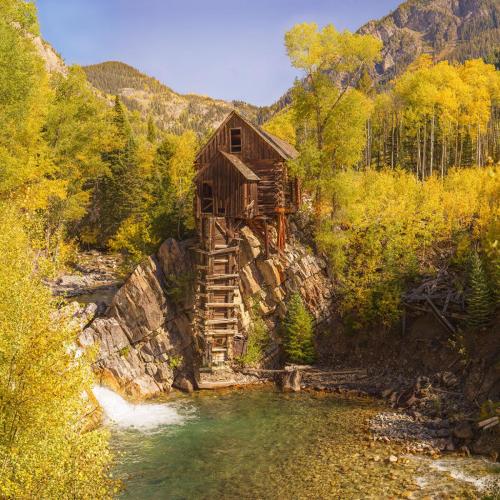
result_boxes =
[283,293,315,364]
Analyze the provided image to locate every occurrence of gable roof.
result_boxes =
[195,149,260,182]
[220,151,260,180]
[196,110,299,162]
[245,118,300,161]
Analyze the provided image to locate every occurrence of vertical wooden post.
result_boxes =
[264,218,269,259]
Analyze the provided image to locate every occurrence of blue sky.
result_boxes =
[35,0,401,106]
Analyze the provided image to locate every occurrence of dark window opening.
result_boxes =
[214,337,227,348]
[230,128,242,153]
[201,182,213,214]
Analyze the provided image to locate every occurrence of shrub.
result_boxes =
[0,206,115,498]
[316,167,498,329]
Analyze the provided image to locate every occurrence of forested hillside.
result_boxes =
[263,22,499,331]
[359,0,500,82]
[83,61,274,135]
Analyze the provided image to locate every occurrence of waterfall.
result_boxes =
[92,386,186,430]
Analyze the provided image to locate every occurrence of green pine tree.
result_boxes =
[147,114,157,143]
[467,251,494,329]
[98,96,142,244]
[283,293,315,364]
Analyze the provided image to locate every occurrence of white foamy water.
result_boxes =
[93,386,186,430]
[430,459,492,492]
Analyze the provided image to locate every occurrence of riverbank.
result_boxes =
[235,365,499,461]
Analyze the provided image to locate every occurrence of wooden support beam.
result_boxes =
[264,218,269,259]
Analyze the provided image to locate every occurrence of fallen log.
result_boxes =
[478,416,499,429]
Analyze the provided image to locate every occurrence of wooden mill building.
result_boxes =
[193,110,300,369]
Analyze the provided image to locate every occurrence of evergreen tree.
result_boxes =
[467,251,494,329]
[98,96,142,244]
[147,114,158,143]
[283,293,315,364]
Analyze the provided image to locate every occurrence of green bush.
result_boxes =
[282,293,315,364]
[236,299,269,367]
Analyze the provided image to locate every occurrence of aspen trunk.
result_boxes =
[391,114,395,169]
[416,127,421,180]
[477,124,481,167]
[441,136,446,179]
[430,112,435,176]
[422,120,427,180]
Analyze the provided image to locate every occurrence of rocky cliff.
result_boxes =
[358,0,500,82]
[77,225,335,399]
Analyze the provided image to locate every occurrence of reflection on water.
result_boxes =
[103,388,498,499]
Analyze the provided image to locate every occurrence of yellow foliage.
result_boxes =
[0,206,114,499]
[317,167,498,327]
[262,108,296,146]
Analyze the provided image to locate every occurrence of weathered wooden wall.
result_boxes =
[197,114,281,165]
[195,113,298,218]
[195,154,258,219]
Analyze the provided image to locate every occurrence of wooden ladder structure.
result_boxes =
[194,215,241,369]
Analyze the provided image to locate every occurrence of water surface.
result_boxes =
[105,388,498,499]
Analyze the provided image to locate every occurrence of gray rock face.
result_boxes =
[238,228,334,327]
[79,239,196,400]
[80,226,335,399]
[358,0,499,83]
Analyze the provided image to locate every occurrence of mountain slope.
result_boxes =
[358,0,500,82]
[83,62,272,135]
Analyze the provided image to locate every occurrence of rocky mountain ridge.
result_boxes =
[83,61,274,135]
[358,0,500,82]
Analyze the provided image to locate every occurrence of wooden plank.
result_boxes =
[205,318,238,325]
[206,285,239,291]
[195,246,239,256]
[205,273,239,280]
[205,329,239,335]
[205,303,238,308]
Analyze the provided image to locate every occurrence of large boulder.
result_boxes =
[256,259,283,289]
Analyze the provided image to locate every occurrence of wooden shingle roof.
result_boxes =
[220,151,260,181]
[247,121,299,161]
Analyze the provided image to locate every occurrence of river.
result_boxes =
[93,386,499,499]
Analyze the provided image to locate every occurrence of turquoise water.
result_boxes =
[107,388,498,499]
